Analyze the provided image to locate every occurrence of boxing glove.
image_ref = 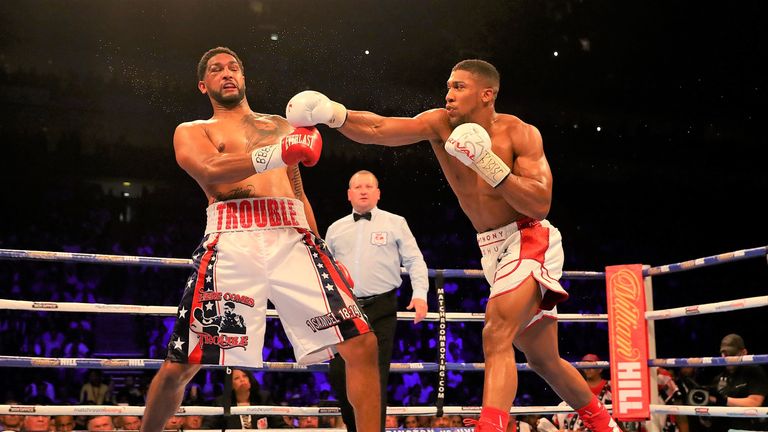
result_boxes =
[335,260,354,289]
[445,123,511,187]
[286,90,347,128]
[251,127,322,173]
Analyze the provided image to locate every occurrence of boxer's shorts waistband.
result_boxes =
[205,197,310,235]
[476,217,542,258]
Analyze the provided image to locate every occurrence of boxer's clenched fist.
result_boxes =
[286,90,347,128]
[445,123,511,187]
[251,127,323,173]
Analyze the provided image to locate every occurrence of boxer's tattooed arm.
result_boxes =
[216,186,256,201]
[289,165,304,200]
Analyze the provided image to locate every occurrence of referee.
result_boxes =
[325,170,430,432]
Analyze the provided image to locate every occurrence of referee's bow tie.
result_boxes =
[353,212,372,222]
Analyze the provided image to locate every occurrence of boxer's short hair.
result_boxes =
[453,59,500,99]
[197,47,244,81]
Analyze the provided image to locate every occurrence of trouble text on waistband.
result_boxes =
[213,198,302,231]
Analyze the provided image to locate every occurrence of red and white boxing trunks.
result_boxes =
[476,217,568,327]
[167,197,371,367]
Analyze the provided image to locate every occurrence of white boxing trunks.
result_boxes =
[476,217,568,328]
[167,197,371,367]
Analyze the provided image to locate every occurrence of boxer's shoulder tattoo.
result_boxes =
[242,113,278,152]
[289,165,304,200]
[216,186,256,201]
[242,113,294,152]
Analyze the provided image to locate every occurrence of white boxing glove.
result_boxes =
[286,90,347,128]
[445,122,511,187]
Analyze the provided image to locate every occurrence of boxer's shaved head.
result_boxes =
[452,59,500,100]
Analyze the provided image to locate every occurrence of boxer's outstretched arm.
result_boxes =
[339,109,443,146]
[286,90,443,146]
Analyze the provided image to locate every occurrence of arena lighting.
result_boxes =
[270,33,278,41]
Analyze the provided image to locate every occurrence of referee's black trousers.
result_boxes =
[329,289,398,432]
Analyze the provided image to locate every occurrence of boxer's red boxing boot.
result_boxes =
[464,406,509,432]
[577,397,622,432]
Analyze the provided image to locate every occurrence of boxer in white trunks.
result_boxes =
[139,47,380,432]
[286,59,620,432]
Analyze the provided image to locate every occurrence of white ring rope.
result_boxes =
[0,299,607,322]
[0,355,621,372]
[0,404,585,417]
[645,295,768,320]
[648,404,768,418]
[0,248,604,279]
[645,246,767,276]
[2,403,765,418]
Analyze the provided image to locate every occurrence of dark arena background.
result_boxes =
[0,0,766,425]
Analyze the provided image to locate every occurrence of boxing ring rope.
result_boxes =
[0,403,590,417]
[2,402,767,419]
[1,245,767,422]
[0,248,605,279]
[0,355,615,373]
[0,299,606,323]
[644,246,768,276]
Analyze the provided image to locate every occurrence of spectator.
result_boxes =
[79,371,110,405]
[298,416,319,428]
[430,416,451,428]
[114,416,142,431]
[23,374,56,404]
[402,416,419,429]
[385,415,400,429]
[162,415,184,431]
[203,369,287,430]
[20,415,50,432]
[85,416,114,432]
[52,415,75,432]
[182,415,203,430]
[0,400,23,431]
[706,334,768,432]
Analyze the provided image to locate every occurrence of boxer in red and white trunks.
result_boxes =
[287,59,620,432]
[140,47,380,432]
[476,217,567,330]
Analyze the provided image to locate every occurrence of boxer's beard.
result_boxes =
[210,87,245,108]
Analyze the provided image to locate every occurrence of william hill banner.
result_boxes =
[606,264,650,421]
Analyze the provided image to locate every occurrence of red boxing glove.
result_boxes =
[251,127,323,173]
[335,260,354,289]
[281,127,322,167]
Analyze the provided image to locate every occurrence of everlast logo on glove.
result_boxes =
[281,133,316,148]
